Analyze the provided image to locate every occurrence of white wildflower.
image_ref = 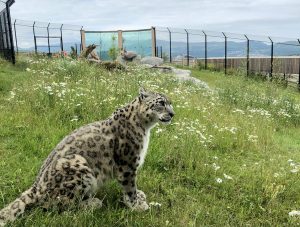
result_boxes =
[229,127,237,134]
[212,163,220,171]
[7,90,16,100]
[247,134,258,143]
[156,128,163,134]
[289,210,300,216]
[198,132,207,140]
[149,202,162,207]
[223,173,233,180]
[44,86,52,93]
[70,116,79,122]
[216,178,223,184]
[291,168,299,173]
[232,108,245,114]
[278,109,291,118]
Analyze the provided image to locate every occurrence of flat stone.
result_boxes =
[140,56,163,66]
[172,68,209,89]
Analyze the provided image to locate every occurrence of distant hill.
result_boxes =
[19,39,300,59]
[19,42,82,54]
[156,40,300,58]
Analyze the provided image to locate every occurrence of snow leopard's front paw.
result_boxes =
[133,199,149,211]
[123,190,149,211]
[136,190,147,202]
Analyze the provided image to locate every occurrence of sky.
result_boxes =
[9,0,300,39]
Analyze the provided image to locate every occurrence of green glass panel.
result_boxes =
[85,32,118,60]
[122,30,152,57]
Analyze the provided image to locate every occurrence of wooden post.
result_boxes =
[151,27,156,57]
[118,30,123,50]
[81,29,86,50]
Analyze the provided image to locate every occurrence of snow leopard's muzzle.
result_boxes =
[159,105,175,124]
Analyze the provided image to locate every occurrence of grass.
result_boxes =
[1,56,300,226]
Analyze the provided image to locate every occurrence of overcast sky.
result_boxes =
[10,0,300,39]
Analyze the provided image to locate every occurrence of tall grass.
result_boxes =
[1,56,300,226]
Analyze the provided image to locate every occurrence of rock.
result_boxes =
[140,56,163,66]
[132,55,141,63]
[140,64,154,69]
[150,65,209,89]
[151,65,173,73]
[121,50,137,61]
[171,68,191,77]
[171,68,209,89]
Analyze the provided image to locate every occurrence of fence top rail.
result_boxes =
[85,28,152,34]
[155,26,300,45]
[13,19,83,31]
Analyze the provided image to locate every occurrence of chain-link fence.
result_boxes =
[13,19,83,55]
[155,27,300,83]
[3,15,300,83]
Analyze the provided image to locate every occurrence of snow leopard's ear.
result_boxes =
[139,87,151,100]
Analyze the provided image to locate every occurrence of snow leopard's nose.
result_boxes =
[169,111,175,118]
[166,104,175,118]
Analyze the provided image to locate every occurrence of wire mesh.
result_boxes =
[13,19,82,54]
[156,26,300,78]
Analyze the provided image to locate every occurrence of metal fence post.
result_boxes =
[47,23,51,55]
[202,30,207,69]
[160,46,162,58]
[33,21,37,54]
[222,32,227,74]
[0,0,15,64]
[184,29,189,66]
[167,27,172,63]
[5,0,15,63]
[2,9,10,55]
[245,35,250,76]
[156,46,158,57]
[0,14,3,52]
[60,24,64,52]
[80,26,83,51]
[151,27,157,57]
[268,36,273,78]
[13,19,18,54]
[298,39,300,86]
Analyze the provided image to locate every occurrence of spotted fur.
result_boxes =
[0,88,174,226]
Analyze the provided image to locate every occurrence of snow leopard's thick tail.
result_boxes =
[0,186,39,226]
